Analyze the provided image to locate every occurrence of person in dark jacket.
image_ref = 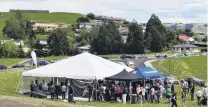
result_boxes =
[88,84,93,102]
[68,83,75,103]
[190,85,195,101]
[49,83,55,100]
[111,84,116,102]
[171,83,175,94]
[30,81,34,97]
[171,93,177,107]
[105,86,110,102]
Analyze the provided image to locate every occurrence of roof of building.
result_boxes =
[172,44,198,48]
[78,45,90,50]
[33,23,58,27]
[178,34,190,41]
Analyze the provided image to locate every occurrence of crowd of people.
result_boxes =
[30,79,76,103]
[30,78,208,106]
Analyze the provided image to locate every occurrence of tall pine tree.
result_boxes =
[126,22,144,54]
[144,14,166,52]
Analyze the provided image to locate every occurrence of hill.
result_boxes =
[0,12,83,39]
[152,56,207,80]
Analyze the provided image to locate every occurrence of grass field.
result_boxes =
[152,55,207,80]
[0,58,26,67]
[0,12,83,39]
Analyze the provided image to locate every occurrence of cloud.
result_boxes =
[0,0,207,23]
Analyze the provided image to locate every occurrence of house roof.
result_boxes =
[78,45,90,50]
[172,44,198,48]
[178,34,190,41]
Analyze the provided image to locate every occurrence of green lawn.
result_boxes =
[36,34,49,40]
[0,58,26,67]
[0,71,21,96]
[152,55,207,80]
[0,12,82,38]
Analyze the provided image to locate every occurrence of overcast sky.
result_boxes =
[0,0,207,23]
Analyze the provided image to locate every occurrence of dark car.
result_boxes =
[155,53,167,58]
[138,54,148,59]
[12,64,25,68]
[102,57,108,60]
[0,65,7,70]
[120,54,136,59]
[37,60,49,66]
[185,77,205,87]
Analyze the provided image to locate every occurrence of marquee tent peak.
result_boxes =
[22,52,133,79]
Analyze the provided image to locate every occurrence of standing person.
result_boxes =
[171,83,175,94]
[196,88,203,105]
[61,84,67,99]
[182,90,186,107]
[67,83,75,103]
[42,83,48,93]
[150,87,155,103]
[35,80,39,90]
[204,85,208,105]
[136,85,141,103]
[32,81,38,98]
[88,84,93,102]
[146,82,151,102]
[166,87,171,103]
[122,85,127,104]
[159,83,163,99]
[115,84,121,102]
[141,86,145,103]
[171,93,177,107]
[30,81,34,97]
[98,84,104,101]
[110,84,116,102]
[49,83,55,100]
[105,86,110,102]
[190,85,195,101]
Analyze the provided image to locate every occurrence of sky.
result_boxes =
[0,0,207,23]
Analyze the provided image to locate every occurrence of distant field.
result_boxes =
[0,12,82,39]
[0,58,26,67]
[152,55,207,80]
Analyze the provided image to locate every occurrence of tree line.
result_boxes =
[1,11,182,58]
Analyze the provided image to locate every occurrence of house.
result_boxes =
[32,23,68,32]
[172,44,199,52]
[0,38,24,46]
[113,17,125,24]
[78,45,90,53]
[178,34,195,42]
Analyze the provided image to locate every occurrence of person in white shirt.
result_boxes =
[42,83,48,92]
[196,88,203,105]
[141,87,145,103]
[203,85,208,105]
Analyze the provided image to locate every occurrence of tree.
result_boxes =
[80,39,88,46]
[2,10,35,40]
[76,16,90,23]
[17,44,25,58]
[47,28,72,56]
[0,41,18,58]
[37,26,45,35]
[126,22,144,54]
[87,13,95,20]
[144,14,166,52]
[90,21,123,54]
[202,37,207,43]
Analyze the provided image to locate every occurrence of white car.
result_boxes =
[167,76,180,84]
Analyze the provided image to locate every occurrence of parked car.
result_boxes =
[172,53,185,58]
[12,64,25,68]
[0,65,7,70]
[37,60,49,66]
[155,53,167,58]
[127,61,135,69]
[166,76,180,84]
[51,59,60,63]
[120,54,135,59]
[138,54,148,59]
[185,77,205,87]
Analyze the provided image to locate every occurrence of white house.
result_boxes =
[78,45,90,53]
[172,44,199,52]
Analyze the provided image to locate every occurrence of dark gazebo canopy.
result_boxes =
[105,69,144,81]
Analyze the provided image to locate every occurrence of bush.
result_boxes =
[0,41,18,58]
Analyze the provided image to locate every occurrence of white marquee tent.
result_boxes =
[22,52,133,80]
